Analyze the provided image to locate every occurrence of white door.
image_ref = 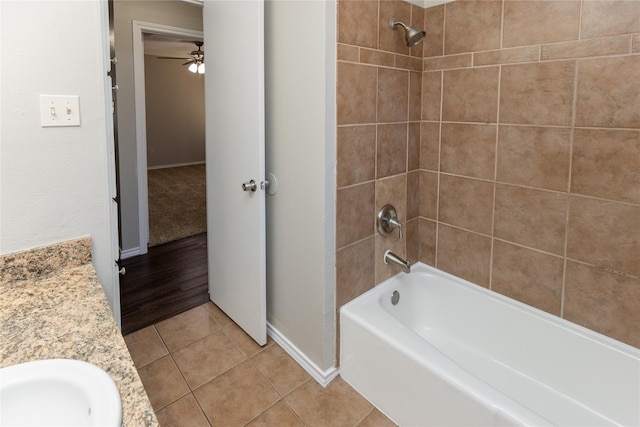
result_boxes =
[203,0,266,345]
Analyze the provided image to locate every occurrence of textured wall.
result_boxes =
[144,55,205,168]
[336,0,640,349]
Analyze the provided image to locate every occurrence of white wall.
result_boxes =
[265,0,337,372]
[113,0,203,252]
[0,1,117,310]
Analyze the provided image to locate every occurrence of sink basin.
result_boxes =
[0,359,122,426]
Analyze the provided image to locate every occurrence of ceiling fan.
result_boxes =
[158,41,205,74]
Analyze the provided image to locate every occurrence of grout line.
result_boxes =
[561,59,581,318]
[488,63,503,291]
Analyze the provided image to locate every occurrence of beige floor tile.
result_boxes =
[223,322,273,357]
[124,325,168,368]
[155,394,210,427]
[285,377,373,427]
[137,355,190,410]
[251,344,310,396]
[203,301,234,327]
[155,304,221,352]
[246,401,305,426]
[194,360,280,426]
[172,330,245,389]
[357,408,398,427]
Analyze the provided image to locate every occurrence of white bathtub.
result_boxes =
[340,262,640,426]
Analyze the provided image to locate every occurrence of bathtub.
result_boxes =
[340,262,640,426]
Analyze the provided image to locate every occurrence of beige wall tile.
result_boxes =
[567,196,640,277]
[423,53,472,71]
[424,4,444,58]
[395,54,423,71]
[437,224,491,287]
[443,66,499,123]
[406,218,420,261]
[634,34,640,52]
[575,55,640,129]
[473,46,539,67]
[408,122,421,171]
[503,0,580,48]
[336,182,375,249]
[336,238,375,309]
[581,0,640,39]
[409,72,422,122]
[360,48,395,67]
[572,128,640,204]
[375,232,406,284]
[500,61,576,126]
[376,174,407,224]
[337,0,378,48]
[407,171,419,219]
[337,62,377,125]
[497,125,571,192]
[377,123,407,178]
[444,0,502,54]
[564,261,640,349]
[418,170,438,220]
[337,44,359,62]
[337,125,376,188]
[492,240,564,315]
[377,68,409,123]
[439,175,494,234]
[441,123,496,180]
[410,4,427,58]
[420,122,440,171]
[541,34,632,60]
[418,218,437,266]
[422,71,442,121]
[380,0,412,55]
[494,184,568,255]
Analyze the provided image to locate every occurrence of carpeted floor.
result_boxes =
[147,164,207,247]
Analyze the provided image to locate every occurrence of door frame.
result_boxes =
[131,20,204,256]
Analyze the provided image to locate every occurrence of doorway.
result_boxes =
[118,20,208,333]
[130,21,205,256]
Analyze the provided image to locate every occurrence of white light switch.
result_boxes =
[40,95,80,127]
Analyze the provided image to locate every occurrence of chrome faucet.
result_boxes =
[377,204,403,239]
[384,250,411,273]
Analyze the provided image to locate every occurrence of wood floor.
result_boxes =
[119,233,210,335]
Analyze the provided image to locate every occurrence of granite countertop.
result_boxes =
[0,238,158,427]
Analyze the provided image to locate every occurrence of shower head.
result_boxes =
[390,18,426,47]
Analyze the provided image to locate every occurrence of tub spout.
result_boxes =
[383,250,411,273]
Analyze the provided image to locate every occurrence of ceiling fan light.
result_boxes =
[188,62,198,73]
[197,63,205,74]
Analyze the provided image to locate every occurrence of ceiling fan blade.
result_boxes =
[182,60,195,66]
[157,56,190,60]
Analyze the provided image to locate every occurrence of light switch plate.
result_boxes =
[40,95,80,127]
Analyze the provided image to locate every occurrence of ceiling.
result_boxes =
[143,34,203,59]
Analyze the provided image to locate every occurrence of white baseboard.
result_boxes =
[267,322,339,387]
[120,247,140,260]
[147,161,205,170]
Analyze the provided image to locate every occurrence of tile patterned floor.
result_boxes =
[124,302,397,427]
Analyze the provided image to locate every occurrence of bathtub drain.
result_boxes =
[391,290,400,305]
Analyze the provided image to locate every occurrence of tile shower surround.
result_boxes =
[336,0,640,349]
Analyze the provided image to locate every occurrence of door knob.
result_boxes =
[242,180,257,192]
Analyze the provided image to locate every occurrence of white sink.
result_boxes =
[0,359,122,426]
